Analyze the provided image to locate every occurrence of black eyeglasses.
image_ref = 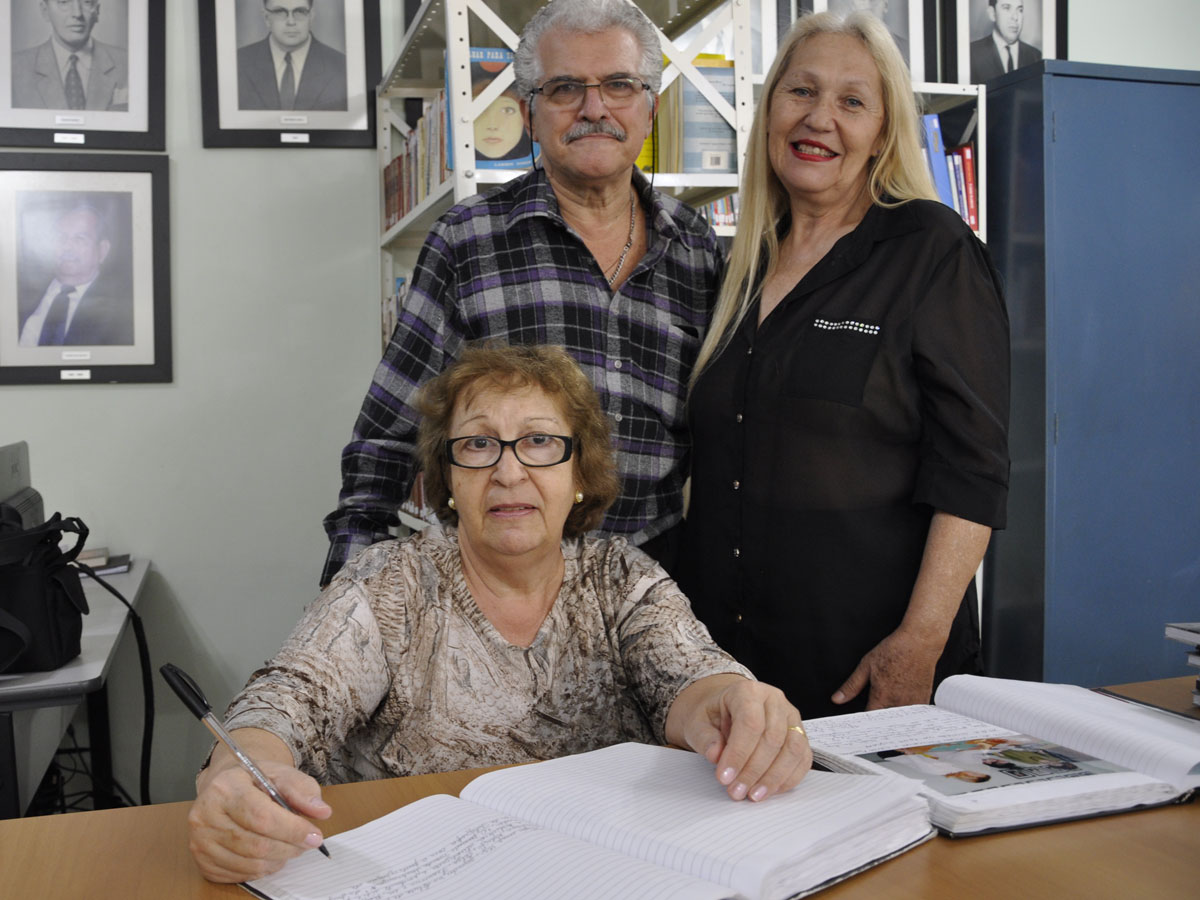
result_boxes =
[446,434,574,469]
[530,77,653,110]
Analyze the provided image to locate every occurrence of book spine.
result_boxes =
[922,113,956,211]
[957,145,979,231]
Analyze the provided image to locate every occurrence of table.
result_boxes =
[1,678,1196,898]
[0,559,148,817]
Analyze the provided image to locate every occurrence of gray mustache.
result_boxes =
[563,121,627,143]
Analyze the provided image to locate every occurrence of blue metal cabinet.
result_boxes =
[983,61,1200,685]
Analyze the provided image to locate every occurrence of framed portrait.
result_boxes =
[800,1,931,84]
[0,0,165,150]
[0,152,171,384]
[198,0,381,149]
[950,0,1067,85]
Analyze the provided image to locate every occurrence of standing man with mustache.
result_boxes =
[322,0,723,585]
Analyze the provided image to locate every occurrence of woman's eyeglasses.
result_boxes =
[446,434,574,469]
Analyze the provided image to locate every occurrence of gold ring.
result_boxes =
[788,724,807,737]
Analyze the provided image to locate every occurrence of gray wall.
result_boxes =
[5,10,382,803]
[2,2,1197,806]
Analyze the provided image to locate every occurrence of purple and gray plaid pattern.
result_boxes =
[321,168,723,585]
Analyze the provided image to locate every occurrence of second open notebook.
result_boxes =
[242,742,933,900]
[804,675,1200,837]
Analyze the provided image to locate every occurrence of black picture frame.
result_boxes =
[0,152,171,384]
[199,0,380,149]
[947,0,1067,85]
[0,0,166,150]
[799,1,935,84]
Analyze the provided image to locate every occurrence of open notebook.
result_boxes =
[243,742,933,900]
[805,675,1200,837]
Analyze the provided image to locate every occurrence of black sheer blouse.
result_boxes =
[677,200,1010,718]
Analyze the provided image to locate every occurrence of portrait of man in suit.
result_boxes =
[830,0,910,69]
[10,0,129,111]
[970,0,1042,82]
[237,0,348,111]
[17,201,133,347]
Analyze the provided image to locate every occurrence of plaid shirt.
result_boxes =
[321,167,723,585]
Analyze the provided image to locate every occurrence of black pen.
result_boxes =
[160,662,332,859]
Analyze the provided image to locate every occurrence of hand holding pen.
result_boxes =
[161,663,333,883]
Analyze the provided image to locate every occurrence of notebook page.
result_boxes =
[460,742,928,900]
[243,794,731,900]
[936,675,1200,789]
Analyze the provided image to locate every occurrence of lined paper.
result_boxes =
[245,794,731,900]
[460,742,929,899]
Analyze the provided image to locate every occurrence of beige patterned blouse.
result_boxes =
[224,525,752,784]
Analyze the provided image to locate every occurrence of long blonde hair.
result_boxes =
[691,11,937,383]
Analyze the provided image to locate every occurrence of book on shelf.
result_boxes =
[953,144,979,231]
[698,193,739,229]
[681,56,736,174]
[384,89,447,226]
[651,55,737,175]
[381,275,407,352]
[804,674,1200,838]
[243,742,933,900]
[445,48,539,172]
[920,113,957,212]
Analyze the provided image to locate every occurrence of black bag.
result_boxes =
[0,510,90,674]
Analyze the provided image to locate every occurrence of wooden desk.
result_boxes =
[0,560,148,817]
[1,682,1196,899]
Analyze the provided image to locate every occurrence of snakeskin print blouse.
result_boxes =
[224,525,752,783]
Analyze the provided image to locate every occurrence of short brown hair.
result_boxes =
[415,342,620,537]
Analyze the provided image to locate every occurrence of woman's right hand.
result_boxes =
[187,730,332,883]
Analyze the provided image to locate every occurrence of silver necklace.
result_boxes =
[606,187,638,286]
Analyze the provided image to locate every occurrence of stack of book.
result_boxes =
[74,547,131,576]
[1165,622,1200,706]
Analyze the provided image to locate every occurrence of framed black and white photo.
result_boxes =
[0,0,165,150]
[199,0,380,149]
[951,0,1066,85]
[0,152,170,384]
[801,1,930,83]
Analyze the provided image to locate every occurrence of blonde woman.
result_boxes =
[676,12,1010,719]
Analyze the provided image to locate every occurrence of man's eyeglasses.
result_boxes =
[530,77,653,110]
[265,5,312,21]
[446,434,574,469]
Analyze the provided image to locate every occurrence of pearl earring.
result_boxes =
[448,497,456,510]
[574,491,584,504]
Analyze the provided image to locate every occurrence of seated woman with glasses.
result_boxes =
[189,343,812,883]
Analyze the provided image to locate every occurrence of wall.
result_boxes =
[2,2,1197,809]
[4,9,381,805]
[1068,0,1199,71]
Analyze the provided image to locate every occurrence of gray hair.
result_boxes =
[514,0,662,106]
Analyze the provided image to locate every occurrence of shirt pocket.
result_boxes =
[784,317,882,406]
